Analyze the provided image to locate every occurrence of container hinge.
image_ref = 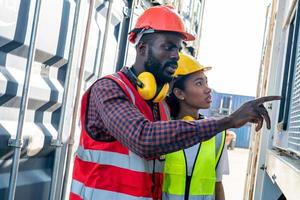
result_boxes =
[8,138,23,148]
[51,139,63,147]
[123,6,131,18]
[271,174,277,181]
[259,164,267,171]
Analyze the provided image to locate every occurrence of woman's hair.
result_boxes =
[166,74,191,118]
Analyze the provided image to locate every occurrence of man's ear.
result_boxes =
[136,41,148,56]
[173,88,185,101]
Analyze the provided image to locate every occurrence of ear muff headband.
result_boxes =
[137,72,157,100]
[152,83,169,103]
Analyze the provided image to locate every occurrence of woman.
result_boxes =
[163,52,229,200]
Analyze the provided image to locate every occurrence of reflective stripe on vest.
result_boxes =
[162,131,226,200]
[111,73,136,104]
[76,145,151,172]
[71,179,152,200]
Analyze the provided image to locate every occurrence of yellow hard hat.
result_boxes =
[174,52,211,77]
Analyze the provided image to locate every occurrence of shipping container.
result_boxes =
[244,0,300,199]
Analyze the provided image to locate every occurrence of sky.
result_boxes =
[198,0,271,97]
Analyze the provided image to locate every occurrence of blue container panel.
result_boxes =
[231,125,251,148]
[211,92,254,111]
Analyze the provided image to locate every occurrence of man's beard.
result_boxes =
[144,49,177,84]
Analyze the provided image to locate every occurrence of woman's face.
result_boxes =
[179,70,212,109]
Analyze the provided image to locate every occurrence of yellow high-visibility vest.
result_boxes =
[163,116,226,200]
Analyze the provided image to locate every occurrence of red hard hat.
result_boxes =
[129,5,195,43]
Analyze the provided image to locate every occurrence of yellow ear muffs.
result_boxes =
[152,83,169,103]
[136,71,169,102]
[137,72,157,100]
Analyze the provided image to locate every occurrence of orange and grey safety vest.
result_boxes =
[70,72,169,200]
[162,116,225,200]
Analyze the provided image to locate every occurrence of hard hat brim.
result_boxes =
[181,32,196,41]
[175,66,212,77]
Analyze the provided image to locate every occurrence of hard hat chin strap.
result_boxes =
[134,28,155,46]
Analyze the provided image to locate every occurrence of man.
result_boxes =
[70,5,280,200]
[226,130,236,150]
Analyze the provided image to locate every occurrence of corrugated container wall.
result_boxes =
[0,1,78,199]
